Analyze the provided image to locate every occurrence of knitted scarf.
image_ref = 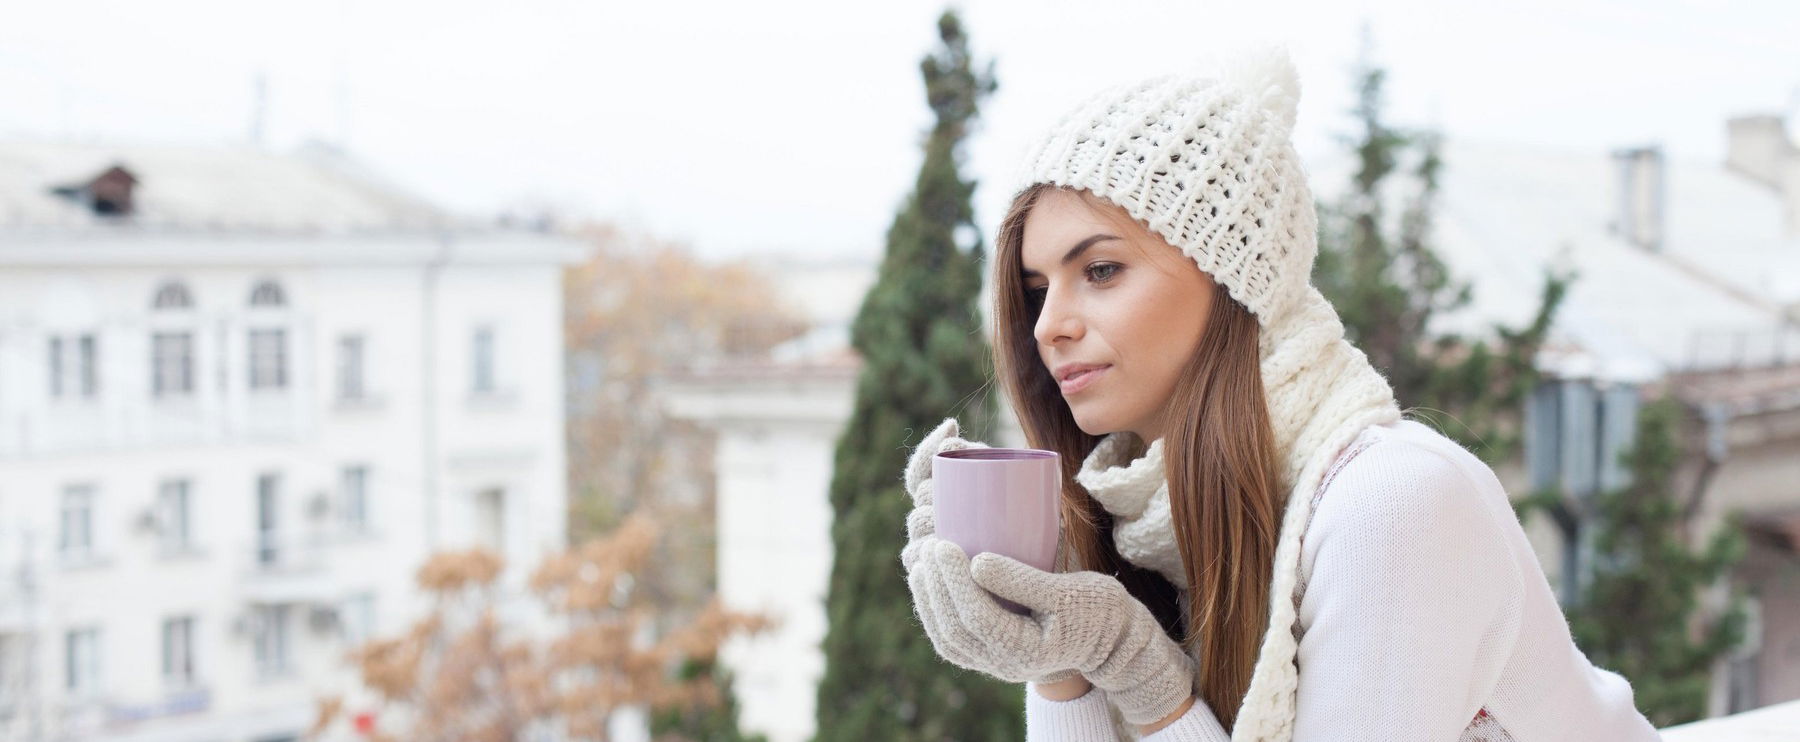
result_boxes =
[1075,284,1401,741]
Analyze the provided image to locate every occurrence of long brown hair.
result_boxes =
[992,183,1283,730]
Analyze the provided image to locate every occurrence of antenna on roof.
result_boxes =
[1785,84,1800,147]
[251,70,269,147]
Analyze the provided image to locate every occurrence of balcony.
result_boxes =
[238,535,338,605]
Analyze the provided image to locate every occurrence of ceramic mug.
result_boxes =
[932,447,1061,615]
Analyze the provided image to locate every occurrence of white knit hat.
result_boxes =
[1013,44,1315,323]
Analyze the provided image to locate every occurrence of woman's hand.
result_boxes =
[899,417,987,574]
[900,418,1079,685]
[913,540,1197,726]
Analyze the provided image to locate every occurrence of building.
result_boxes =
[1411,116,1800,715]
[0,140,585,741]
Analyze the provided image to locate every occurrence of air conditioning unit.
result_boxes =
[230,611,260,638]
[308,604,341,634]
[133,505,162,536]
[306,490,332,520]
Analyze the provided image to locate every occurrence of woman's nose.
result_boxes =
[1033,293,1082,346]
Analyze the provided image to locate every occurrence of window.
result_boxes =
[475,487,505,554]
[248,280,286,308]
[151,281,192,310]
[471,326,496,395]
[158,479,192,551]
[340,594,375,646]
[0,633,15,709]
[64,627,100,695]
[48,334,99,399]
[151,332,194,398]
[59,485,95,560]
[162,616,196,687]
[337,334,366,400]
[248,329,287,390]
[1525,379,1651,607]
[341,465,368,532]
[256,474,280,566]
[253,605,290,677]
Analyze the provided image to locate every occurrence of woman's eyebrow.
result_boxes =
[1020,233,1120,278]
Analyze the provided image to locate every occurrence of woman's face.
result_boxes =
[1020,188,1217,443]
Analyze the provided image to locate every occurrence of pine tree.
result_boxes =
[812,9,1019,741]
[1519,397,1749,727]
[1314,28,1570,466]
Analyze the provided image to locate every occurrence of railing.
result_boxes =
[1659,698,1800,740]
[239,535,337,605]
[1679,324,1800,372]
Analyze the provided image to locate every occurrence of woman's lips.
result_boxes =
[1059,365,1110,395]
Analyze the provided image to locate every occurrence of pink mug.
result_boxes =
[932,447,1061,615]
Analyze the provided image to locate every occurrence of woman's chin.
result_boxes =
[1067,408,1113,438]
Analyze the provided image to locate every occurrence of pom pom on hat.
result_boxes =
[1205,42,1301,133]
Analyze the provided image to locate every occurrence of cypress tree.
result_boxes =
[812,9,1019,741]
[1314,29,1569,465]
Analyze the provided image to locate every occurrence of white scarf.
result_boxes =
[1076,285,1401,741]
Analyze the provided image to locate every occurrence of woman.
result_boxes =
[898,46,1662,741]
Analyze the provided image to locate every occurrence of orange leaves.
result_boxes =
[328,507,777,742]
[415,548,505,594]
[532,513,661,613]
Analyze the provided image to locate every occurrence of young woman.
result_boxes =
[898,47,1663,741]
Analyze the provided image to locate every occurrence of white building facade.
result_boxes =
[0,142,583,742]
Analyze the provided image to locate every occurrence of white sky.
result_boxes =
[2,0,1795,261]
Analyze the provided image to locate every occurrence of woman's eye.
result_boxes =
[1024,264,1120,307]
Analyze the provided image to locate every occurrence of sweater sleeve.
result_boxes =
[1025,684,1123,742]
[1291,439,1525,741]
[1024,682,1233,742]
[1139,697,1232,742]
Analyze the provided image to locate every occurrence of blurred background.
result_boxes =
[1,1,1797,740]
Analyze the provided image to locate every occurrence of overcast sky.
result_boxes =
[3,0,1795,261]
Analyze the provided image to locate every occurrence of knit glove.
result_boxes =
[898,418,987,573]
[900,418,1080,686]
[915,540,1197,726]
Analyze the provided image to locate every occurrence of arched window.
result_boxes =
[149,281,196,397]
[249,280,286,308]
[151,281,193,310]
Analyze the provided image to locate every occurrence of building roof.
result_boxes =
[0,138,591,265]
[0,138,455,232]
[1314,137,1800,382]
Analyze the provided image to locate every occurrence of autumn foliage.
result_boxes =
[311,512,778,742]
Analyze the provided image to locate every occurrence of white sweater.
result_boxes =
[1023,419,1664,741]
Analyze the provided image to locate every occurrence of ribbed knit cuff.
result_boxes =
[1089,615,1197,725]
[1139,698,1231,742]
[1025,684,1120,742]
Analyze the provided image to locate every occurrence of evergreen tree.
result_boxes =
[1319,29,1749,726]
[1313,29,1570,465]
[1518,398,1748,727]
[812,9,1018,741]
[650,657,771,742]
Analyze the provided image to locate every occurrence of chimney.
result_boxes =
[1725,114,1797,189]
[87,165,138,216]
[1611,146,1663,252]
[49,163,139,218]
